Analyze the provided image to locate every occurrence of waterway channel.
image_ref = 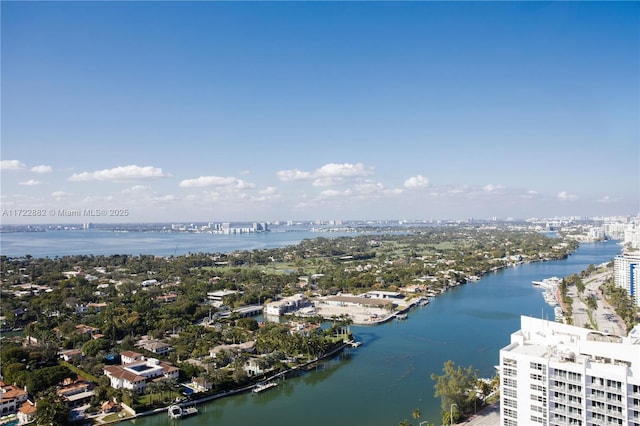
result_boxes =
[125,240,622,426]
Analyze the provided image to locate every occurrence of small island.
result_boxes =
[0,225,582,424]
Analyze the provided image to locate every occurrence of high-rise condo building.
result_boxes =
[500,316,640,426]
[614,253,640,307]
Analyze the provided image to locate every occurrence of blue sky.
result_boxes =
[1,1,638,223]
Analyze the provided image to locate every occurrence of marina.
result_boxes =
[532,276,562,289]
[533,276,562,307]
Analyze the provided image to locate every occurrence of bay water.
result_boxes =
[0,232,622,425]
[0,230,341,258]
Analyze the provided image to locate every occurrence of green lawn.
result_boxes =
[59,360,101,383]
[102,410,133,422]
[139,390,181,407]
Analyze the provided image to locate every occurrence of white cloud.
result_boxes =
[318,189,352,198]
[483,184,505,192]
[404,175,429,189]
[69,165,167,182]
[253,186,281,202]
[597,195,621,204]
[1,160,26,170]
[354,181,384,193]
[19,179,41,186]
[179,176,255,189]
[521,190,538,199]
[316,163,373,178]
[31,165,53,173]
[51,191,70,201]
[448,187,465,194]
[276,169,313,182]
[557,191,578,201]
[277,162,374,187]
[122,185,152,194]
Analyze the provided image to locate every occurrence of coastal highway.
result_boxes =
[566,268,626,336]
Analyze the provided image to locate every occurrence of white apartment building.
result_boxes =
[264,294,310,316]
[614,253,640,307]
[625,225,640,250]
[500,316,640,426]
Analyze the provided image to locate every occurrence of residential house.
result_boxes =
[140,341,171,357]
[190,377,212,393]
[103,357,180,394]
[56,378,95,408]
[243,357,266,376]
[155,292,178,303]
[0,382,28,416]
[17,400,36,425]
[75,324,100,338]
[209,341,256,359]
[58,348,83,362]
[101,397,120,414]
[87,302,108,313]
[120,351,144,365]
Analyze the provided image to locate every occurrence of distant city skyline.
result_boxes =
[1,2,638,224]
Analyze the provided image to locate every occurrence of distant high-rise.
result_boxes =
[614,254,640,307]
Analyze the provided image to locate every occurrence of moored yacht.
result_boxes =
[252,381,278,393]
[532,276,562,289]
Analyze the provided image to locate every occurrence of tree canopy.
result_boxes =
[431,360,478,423]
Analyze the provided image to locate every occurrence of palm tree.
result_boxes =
[146,381,158,406]
[412,408,421,421]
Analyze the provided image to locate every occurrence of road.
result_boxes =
[563,268,626,336]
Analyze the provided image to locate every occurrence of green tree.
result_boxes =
[412,408,421,421]
[478,379,492,401]
[586,294,598,311]
[34,389,69,425]
[431,360,478,423]
[82,338,111,357]
[236,317,259,331]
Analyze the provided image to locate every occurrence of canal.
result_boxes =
[125,240,622,426]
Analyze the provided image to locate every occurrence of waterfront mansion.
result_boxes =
[103,351,180,394]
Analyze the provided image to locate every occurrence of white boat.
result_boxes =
[543,290,558,306]
[253,381,278,393]
[532,277,561,289]
[168,405,182,419]
[168,404,198,419]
